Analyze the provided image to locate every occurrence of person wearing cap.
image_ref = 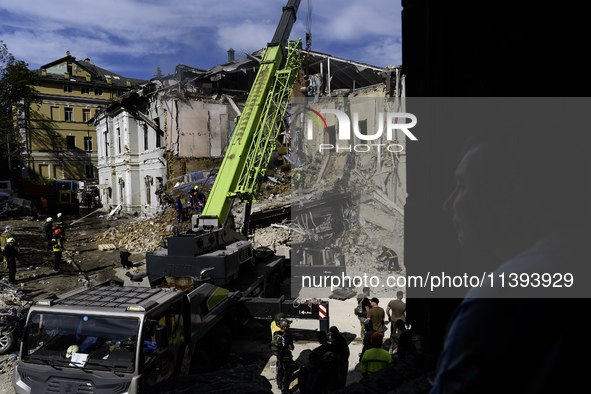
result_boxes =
[328,326,350,389]
[54,213,66,243]
[360,332,393,377]
[196,188,206,212]
[43,217,54,251]
[270,313,284,338]
[190,186,199,210]
[361,319,376,360]
[275,318,295,394]
[367,297,385,333]
[51,229,63,273]
[2,237,19,284]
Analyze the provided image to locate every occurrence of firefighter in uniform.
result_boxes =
[377,246,401,273]
[52,229,63,272]
[2,237,19,284]
[55,213,66,243]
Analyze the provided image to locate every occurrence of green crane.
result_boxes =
[199,0,303,231]
[147,0,304,286]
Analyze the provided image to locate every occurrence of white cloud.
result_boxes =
[0,0,402,77]
[216,20,276,55]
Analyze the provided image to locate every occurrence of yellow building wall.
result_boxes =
[27,80,118,180]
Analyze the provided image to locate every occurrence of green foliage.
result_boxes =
[0,40,41,180]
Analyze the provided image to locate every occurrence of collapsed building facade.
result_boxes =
[93,49,399,220]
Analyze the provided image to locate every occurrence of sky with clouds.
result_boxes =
[0,0,402,80]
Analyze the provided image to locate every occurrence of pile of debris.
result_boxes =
[93,208,180,253]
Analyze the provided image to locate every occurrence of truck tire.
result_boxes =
[0,332,15,355]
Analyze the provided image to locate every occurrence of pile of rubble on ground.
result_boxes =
[93,207,180,253]
[287,149,406,287]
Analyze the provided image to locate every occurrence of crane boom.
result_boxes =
[148,0,304,286]
[199,0,303,230]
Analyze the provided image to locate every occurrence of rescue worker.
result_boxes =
[190,185,199,210]
[120,250,132,269]
[2,237,19,284]
[43,217,54,251]
[52,229,63,273]
[55,213,66,243]
[377,246,400,273]
[292,167,303,191]
[174,195,183,223]
[270,313,285,338]
[275,319,295,394]
[196,188,206,212]
[361,332,394,377]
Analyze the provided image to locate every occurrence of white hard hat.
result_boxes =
[46,217,53,222]
[57,213,62,218]
[6,238,15,243]
[66,345,79,358]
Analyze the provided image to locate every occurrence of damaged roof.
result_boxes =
[156,48,386,92]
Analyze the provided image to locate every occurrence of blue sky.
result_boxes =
[0,0,402,80]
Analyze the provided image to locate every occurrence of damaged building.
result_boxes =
[94,48,398,218]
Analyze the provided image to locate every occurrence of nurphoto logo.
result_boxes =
[304,107,418,153]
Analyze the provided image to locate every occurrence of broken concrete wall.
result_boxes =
[286,86,407,294]
[164,99,235,159]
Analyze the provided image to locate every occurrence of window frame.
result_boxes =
[64,107,74,122]
[66,135,76,150]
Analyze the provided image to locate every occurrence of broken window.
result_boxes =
[154,117,163,148]
[156,130,163,148]
[81,86,90,95]
[63,85,73,93]
[145,177,151,205]
[103,131,109,157]
[143,124,149,151]
[117,127,121,154]
[95,88,103,96]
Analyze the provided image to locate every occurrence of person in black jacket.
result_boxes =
[42,217,54,251]
[2,237,19,284]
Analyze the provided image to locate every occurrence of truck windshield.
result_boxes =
[22,311,139,373]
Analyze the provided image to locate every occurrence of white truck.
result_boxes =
[13,276,241,393]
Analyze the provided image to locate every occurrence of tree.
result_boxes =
[0,41,40,183]
[154,65,163,78]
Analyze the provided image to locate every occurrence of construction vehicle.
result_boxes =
[13,1,329,392]
[20,179,80,216]
[13,276,243,393]
[146,0,304,289]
